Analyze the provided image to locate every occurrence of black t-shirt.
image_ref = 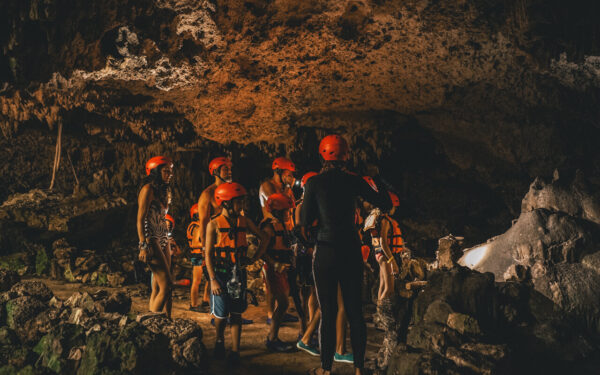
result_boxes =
[300,168,392,244]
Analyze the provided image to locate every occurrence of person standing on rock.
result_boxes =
[204,182,269,364]
[137,156,174,318]
[259,157,300,325]
[189,157,232,313]
[261,193,297,352]
[300,136,392,375]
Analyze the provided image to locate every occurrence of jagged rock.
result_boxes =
[64,292,95,312]
[435,235,464,270]
[93,291,131,314]
[106,272,126,287]
[445,347,495,375]
[9,281,53,302]
[423,300,454,325]
[171,336,206,369]
[413,267,498,332]
[78,322,170,375]
[0,326,36,369]
[5,296,47,334]
[33,323,85,374]
[446,313,481,336]
[460,343,508,362]
[406,322,462,354]
[522,171,600,225]
[0,269,20,292]
[386,348,461,375]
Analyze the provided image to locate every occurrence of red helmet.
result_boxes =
[145,156,173,176]
[301,172,318,188]
[319,135,349,161]
[266,193,295,213]
[388,191,400,207]
[272,157,296,172]
[190,203,199,219]
[165,214,175,227]
[209,157,232,176]
[214,182,247,206]
[363,176,378,192]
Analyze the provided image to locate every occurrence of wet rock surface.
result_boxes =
[0,279,205,374]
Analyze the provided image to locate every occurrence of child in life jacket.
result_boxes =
[261,193,297,352]
[363,185,403,303]
[204,182,269,364]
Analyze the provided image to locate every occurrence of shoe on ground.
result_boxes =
[296,340,320,356]
[226,350,241,365]
[334,352,354,363]
[189,304,209,313]
[282,313,299,323]
[214,341,226,359]
[266,337,295,352]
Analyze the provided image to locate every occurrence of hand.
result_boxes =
[391,259,399,276]
[138,249,148,263]
[211,279,222,295]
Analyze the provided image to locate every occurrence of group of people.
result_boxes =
[136,135,406,375]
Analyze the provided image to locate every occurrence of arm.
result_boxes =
[196,190,212,247]
[259,224,277,265]
[204,220,222,295]
[246,218,270,262]
[260,181,277,218]
[136,185,152,262]
[380,219,399,274]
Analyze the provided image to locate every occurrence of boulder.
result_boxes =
[78,322,170,375]
[33,323,85,374]
[10,281,53,302]
[93,291,131,314]
[64,292,95,312]
[386,349,461,375]
[446,313,481,336]
[5,296,47,335]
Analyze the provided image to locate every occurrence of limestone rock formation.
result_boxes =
[459,173,600,333]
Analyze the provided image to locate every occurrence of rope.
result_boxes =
[49,121,62,191]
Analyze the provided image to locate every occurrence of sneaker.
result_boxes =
[334,352,354,363]
[282,313,299,323]
[214,341,226,359]
[266,337,294,352]
[226,350,241,365]
[266,317,272,325]
[189,304,209,313]
[296,340,320,356]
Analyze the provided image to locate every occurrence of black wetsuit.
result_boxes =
[300,168,391,370]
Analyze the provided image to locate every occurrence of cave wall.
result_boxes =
[1,0,599,255]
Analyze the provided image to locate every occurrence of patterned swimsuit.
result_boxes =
[144,200,169,253]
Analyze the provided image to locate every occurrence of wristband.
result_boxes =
[386,256,394,264]
[139,241,148,250]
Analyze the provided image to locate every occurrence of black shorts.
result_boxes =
[296,253,314,286]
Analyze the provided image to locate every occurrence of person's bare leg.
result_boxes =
[149,274,158,310]
[190,266,202,307]
[302,308,321,344]
[265,278,274,320]
[215,317,227,343]
[149,266,171,312]
[230,314,242,352]
[269,290,289,341]
[381,262,394,300]
[203,279,210,303]
[336,285,348,355]
[308,287,318,322]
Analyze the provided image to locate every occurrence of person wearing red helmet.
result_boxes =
[363,188,402,305]
[300,136,392,375]
[259,156,299,324]
[260,193,296,352]
[137,156,174,317]
[189,157,233,313]
[204,182,269,364]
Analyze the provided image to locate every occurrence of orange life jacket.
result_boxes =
[213,214,248,266]
[186,221,203,254]
[383,214,405,254]
[261,218,294,264]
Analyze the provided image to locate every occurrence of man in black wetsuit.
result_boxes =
[300,135,392,375]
